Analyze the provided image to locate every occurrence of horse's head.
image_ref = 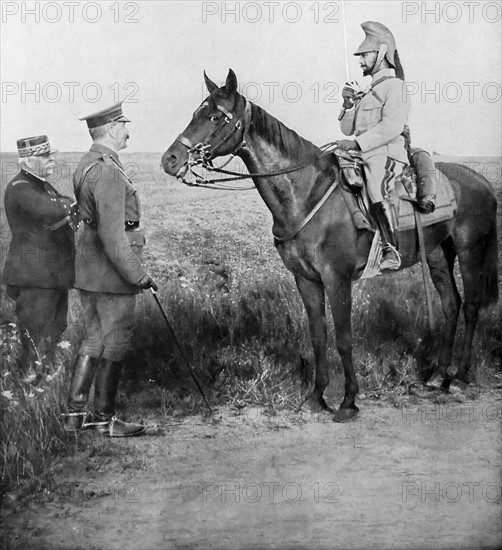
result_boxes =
[162,69,247,179]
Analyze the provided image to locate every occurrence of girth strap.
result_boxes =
[273,180,338,245]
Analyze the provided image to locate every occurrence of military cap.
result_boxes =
[17,135,58,157]
[79,101,131,129]
[354,21,397,68]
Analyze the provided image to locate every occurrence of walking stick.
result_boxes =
[149,288,212,413]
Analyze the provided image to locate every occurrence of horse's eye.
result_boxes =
[210,115,218,122]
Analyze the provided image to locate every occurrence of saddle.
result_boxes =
[335,149,365,192]
[334,147,457,233]
[333,147,457,277]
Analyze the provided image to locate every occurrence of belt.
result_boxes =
[84,219,140,231]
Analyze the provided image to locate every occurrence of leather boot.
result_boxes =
[92,358,145,437]
[371,200,401,271]
[63,355,99,432]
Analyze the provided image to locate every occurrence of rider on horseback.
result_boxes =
[336,21,435,271]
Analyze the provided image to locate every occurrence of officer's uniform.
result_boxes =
[2,136,76,362]
[338,21,410,271]
[74,142,147,360]
[65,102,147,437]
[340,67,410,203]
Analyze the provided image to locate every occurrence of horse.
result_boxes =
[161,69,498,422]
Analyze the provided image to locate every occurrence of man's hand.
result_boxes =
[342,81,360,109]
[136,274,158,292]
[336,139,360,152]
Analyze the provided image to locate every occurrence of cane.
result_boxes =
[149,288,212,413]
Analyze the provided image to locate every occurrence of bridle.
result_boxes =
[174,96,311,187]
[174,98,248,186]
[175,100,246,164]
[173,94,342,244]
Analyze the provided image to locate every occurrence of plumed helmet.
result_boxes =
[353,21,405,80]
[354,21,396,67]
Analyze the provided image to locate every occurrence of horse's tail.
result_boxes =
[480,216,499,308]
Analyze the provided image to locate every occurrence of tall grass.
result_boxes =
[0,323,73,492]
[0,151,500,493]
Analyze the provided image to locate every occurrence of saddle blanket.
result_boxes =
[359,168,457,279]
[394,167,457,231]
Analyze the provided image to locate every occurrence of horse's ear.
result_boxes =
[204,71,219,94]
[225,69,238,95]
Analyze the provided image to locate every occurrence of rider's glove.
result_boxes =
[136,274,158,292]
[336,139,360,152]
[342,81,360,109]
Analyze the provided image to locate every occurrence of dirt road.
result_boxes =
[2,390,501,550]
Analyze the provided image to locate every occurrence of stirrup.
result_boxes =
[380,244,401,271]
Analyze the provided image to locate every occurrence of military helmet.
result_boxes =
[353,21,396,68]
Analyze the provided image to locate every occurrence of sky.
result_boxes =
[1,0,501,156]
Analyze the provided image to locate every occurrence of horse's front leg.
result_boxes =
[294,275,332,412]
[324,271,359,422]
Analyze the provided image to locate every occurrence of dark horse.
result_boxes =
[162,69,498,422]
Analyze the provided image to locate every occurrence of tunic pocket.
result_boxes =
[360,106,382,126]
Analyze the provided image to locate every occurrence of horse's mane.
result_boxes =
[249,101,321,163]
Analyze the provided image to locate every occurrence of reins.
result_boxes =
[176,96,343,243]
[178,98,313,188]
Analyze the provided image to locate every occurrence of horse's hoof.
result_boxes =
[426,371,445,389]
[332,406,359,423]
[449,378,469,394]
[299,395,333,414]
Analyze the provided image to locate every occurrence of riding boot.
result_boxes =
[63,355,99,432]
[93,358,145,437]
[371,200,401,271]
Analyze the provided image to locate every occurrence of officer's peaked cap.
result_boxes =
[17,135,58,157]
[79,101,131,129]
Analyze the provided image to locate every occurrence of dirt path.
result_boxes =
[2,391,501,550]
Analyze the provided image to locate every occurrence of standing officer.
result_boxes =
[337,21,412,271]
[64,102,156,437]
[2,136,77,367]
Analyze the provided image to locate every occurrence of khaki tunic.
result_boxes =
[73,143,147,294]
[340,68,410,164]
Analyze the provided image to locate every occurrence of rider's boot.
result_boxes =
[92,358,145,437]
[371,200,401,272]
[63,355,99,432]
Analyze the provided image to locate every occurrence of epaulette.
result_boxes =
[102,153,115,167]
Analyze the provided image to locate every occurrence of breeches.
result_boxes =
[78,290,136,362]
[364,155,405,203]
[7,285,68,353]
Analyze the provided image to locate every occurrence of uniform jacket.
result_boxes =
[340,69,410,164]
[73,143,147,294]
[2,169,75,289]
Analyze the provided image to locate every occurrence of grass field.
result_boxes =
[0,151,500,492]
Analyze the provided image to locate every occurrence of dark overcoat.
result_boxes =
[2,169,75,289]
